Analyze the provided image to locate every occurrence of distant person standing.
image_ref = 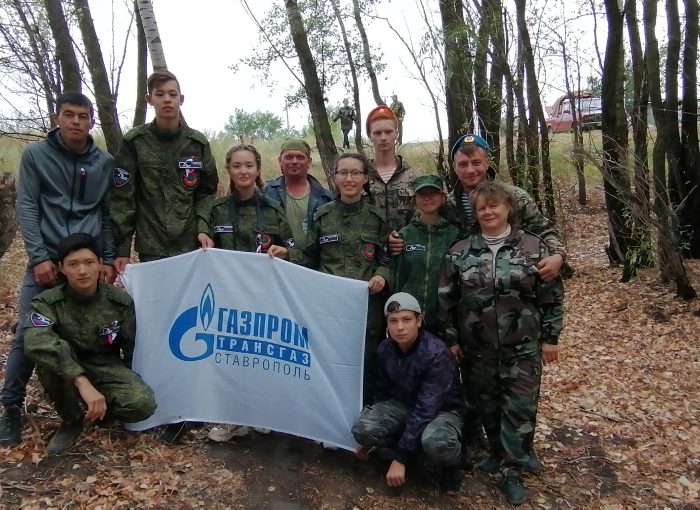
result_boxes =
[109,70,219,443]
[332,99,356,150]
[264,139,334,247]
[0,92,116,447]
[390,95,406,145]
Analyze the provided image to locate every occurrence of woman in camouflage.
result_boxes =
[201,144,297,442]
[438,181,564,506]
[392,174,460,336]
[302,153,392,405]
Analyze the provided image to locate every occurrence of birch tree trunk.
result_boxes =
[133,0,147,127]
[136,0,167,70]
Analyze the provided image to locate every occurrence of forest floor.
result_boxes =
[0,184,699,509]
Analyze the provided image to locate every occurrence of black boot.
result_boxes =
[501,475,528,505]
[47,418,84,455]
[523,452,542,474]
[439,465,463,495]
[0,405,22,445]
[477,455,502,474]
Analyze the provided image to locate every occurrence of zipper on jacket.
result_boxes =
[78,167,87,202]
[67,160,77,235]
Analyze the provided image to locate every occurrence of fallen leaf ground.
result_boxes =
[1,185,699,509]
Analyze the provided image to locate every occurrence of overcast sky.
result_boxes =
[52,1,606,141]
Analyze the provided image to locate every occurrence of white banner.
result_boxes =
[121,249,368,450]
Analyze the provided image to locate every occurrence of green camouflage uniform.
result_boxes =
[447,179,567,258]
[110,121,219,259]
[301,198,392,404]
[368,156,419,232]
[209,190,298,255]
[393,217,460,333]
[438,229,564,477]
[23,283,156,423]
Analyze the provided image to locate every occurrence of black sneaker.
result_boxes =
[158,422,188,444]
[439,465,463,495]
[0,405,22,445]
[477,455,501,474]
[501,476,528,505]
[47,419,84,455]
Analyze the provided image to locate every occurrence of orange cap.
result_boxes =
[365,105,397,135]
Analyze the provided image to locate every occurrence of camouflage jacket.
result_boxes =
[24,283,136,381]
[110,121,219,258]
[438,230,564,353]
[394,217,461,333]
[375,329,466,462]
[368,156,419,232]
[300,198,393,286]
[333,106,356,130]
[210,191,298,255]
[446,180,567,258]
[390,100,406,120]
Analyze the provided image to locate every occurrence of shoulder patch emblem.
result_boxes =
[113,168,131,187]
[30,312,54,327]
[363,243,376,260]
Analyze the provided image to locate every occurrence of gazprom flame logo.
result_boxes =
[169,284,216,361]
[199,284,215,331]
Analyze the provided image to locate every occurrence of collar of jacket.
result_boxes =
[47,127,95,157]
[268,174,329,195]
[232,189,262,206]
[334,197,365,214]
[63,281,102,304]
[408,216,452,232]
[368,155,410,180]
[468,227,522,253]
[148,120,182,142]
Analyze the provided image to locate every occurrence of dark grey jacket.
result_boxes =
[16,128,115,266]
[375,329,465,463]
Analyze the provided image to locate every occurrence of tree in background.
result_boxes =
[224,109,283,141]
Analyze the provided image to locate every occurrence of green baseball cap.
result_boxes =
[280,138,311,157]
[412,174,444,193]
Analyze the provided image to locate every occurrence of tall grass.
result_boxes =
[0,129,608,187]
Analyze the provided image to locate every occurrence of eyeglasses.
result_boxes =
[334,170,367,179]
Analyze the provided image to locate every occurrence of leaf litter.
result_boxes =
[0,185,698,508]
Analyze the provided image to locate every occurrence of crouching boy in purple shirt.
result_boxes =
[351,292,466,495]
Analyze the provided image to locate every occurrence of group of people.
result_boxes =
[0,70,565,506]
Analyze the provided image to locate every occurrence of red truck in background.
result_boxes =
[545,91,603,134]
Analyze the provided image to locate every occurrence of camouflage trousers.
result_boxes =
[37,360,157,424]
[351,399,463,466]
[465,345,541,476]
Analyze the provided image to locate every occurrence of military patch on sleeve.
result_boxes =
[30,312,54,327]
[363,243,376,260]
[214,225,234,233]
[405,244,427,252]
[113,168,131,187]
[284,238,296,248]
[99,320,121,345]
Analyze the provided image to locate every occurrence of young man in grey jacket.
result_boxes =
[0,92,115,446]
